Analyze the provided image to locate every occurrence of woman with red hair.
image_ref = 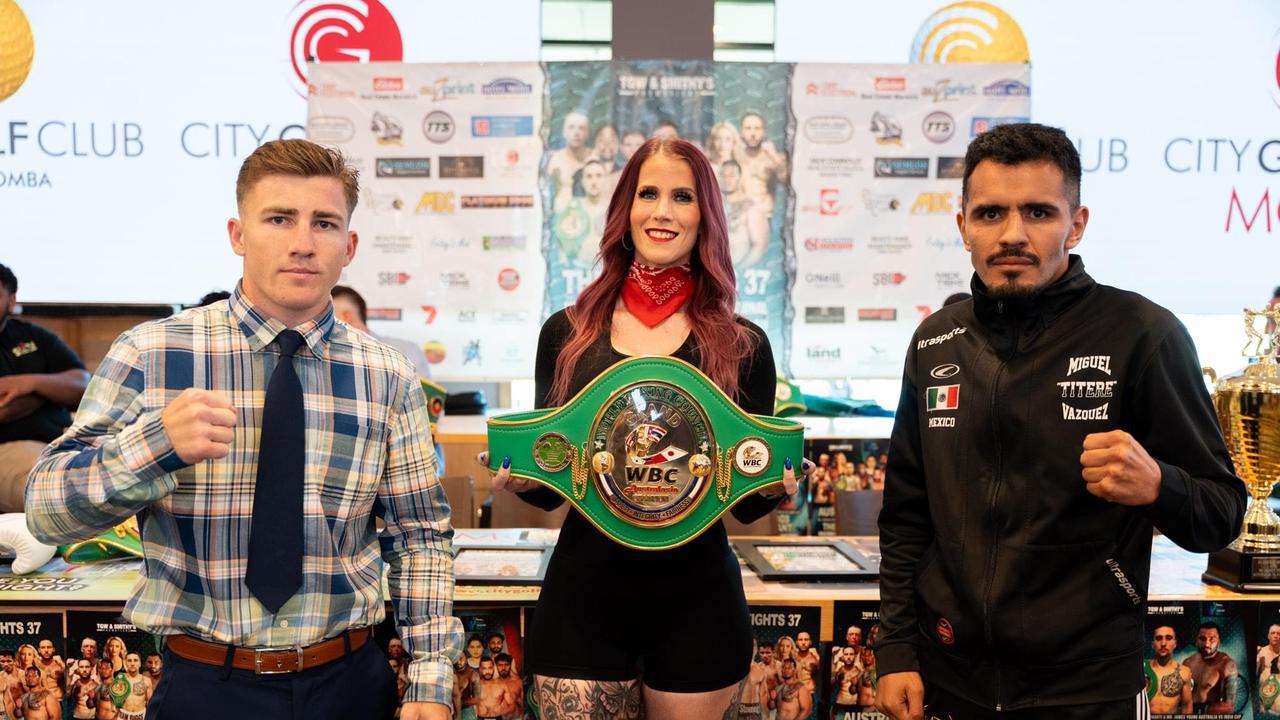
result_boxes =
[491,137,801,718]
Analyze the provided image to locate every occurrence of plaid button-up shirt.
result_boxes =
[27,286,461,706]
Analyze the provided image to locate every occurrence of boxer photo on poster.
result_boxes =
[63,611,162,720]
[1144,601,1248,720]
[748,604,821,720]
[831,601,884,720]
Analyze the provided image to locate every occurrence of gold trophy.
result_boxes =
[1202,307,1280,590]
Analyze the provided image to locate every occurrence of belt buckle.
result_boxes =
[254,645,304,675]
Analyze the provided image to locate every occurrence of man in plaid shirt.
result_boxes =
[26,139,461,720]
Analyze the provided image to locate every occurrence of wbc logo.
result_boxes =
[287,0,404,97]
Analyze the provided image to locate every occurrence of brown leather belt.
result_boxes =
[166,627,372,674]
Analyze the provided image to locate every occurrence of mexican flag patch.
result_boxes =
[926,384,959,411]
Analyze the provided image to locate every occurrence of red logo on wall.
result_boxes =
[1274,30,1280,109]
[498,268,520,291]
[287,0,404,97]
[820,188,840,215]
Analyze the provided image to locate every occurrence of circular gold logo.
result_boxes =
[910,2,1029,64]
[589,381,715,526]
[0,1,35,103]
[532,432,572,472]
[732,438,771,477]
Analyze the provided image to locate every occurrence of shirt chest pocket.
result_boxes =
[318,416,389,516]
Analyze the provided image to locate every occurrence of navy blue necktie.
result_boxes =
[245,329,305,613]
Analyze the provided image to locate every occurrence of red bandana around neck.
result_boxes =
[621,262,695,327]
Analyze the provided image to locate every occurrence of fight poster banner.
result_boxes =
[1145,600,1250,719]
[307,62,546,379]
[0,611,65,719]
[541,60,792,368]
[831,601,884,720]
[749,604,825,720]
[63,611,162,720]
[789,64,1030,377]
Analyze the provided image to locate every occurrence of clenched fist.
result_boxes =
[162,389,237,464]
[1080,429,1161,505]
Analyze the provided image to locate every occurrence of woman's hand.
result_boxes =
[476,450,534,492]
[772,456,815,498]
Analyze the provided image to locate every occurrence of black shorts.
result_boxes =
[525,526,753,692]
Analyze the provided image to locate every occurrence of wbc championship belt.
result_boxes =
[486,356,804,550]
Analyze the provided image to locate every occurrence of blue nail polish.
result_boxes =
[784,457,793,470]
[501,455,511,469]
[802,459,813,471]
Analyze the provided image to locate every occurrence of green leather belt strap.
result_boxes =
[487,355,804,550]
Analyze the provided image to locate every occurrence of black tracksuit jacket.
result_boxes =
[876,255,1246,709]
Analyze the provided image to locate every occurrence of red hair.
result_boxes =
[548,138,757,405]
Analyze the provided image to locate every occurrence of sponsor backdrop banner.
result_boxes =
[308,62,546,378]
[310,61,1025,379]
[776,1,1280,318]
[789,63,1029,377]
[5,2,1280,381]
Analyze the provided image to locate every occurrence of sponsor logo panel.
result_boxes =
[874,158,930,178]
[804,306,846,324]
[471,115,535,137]
[439,155,484,178]
[375,157,430,178]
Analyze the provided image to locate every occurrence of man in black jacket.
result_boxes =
[875,123,1246,720]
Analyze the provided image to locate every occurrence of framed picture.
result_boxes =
[453,546,551,585]
[732,538,879,582]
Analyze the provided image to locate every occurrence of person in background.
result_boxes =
[196,290,231,307]
[0,263,89,512]
[330,285,432,379]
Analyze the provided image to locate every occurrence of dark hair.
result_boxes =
[962,123,1081,209]
[0,650,12,658]
[0,264,15,295]
[197,290,231,307]
[547,138,756,405]
[486,632,505,643]
[495,653,512,664]
[331,285,367,324]
[782,657,797,668]
[1199,621,1222,634]
[741,111,765,126]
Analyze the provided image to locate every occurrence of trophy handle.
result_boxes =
[1266,305,1280,359]
[1244,308,1265,357]
[1202,366,1217,385]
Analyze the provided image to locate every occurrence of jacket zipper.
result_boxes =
[983,300,1015,711]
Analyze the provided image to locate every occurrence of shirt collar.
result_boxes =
[229,282,335,358]
[971,253,1095,327]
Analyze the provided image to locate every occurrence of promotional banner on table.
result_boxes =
[310,61,1028,380]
